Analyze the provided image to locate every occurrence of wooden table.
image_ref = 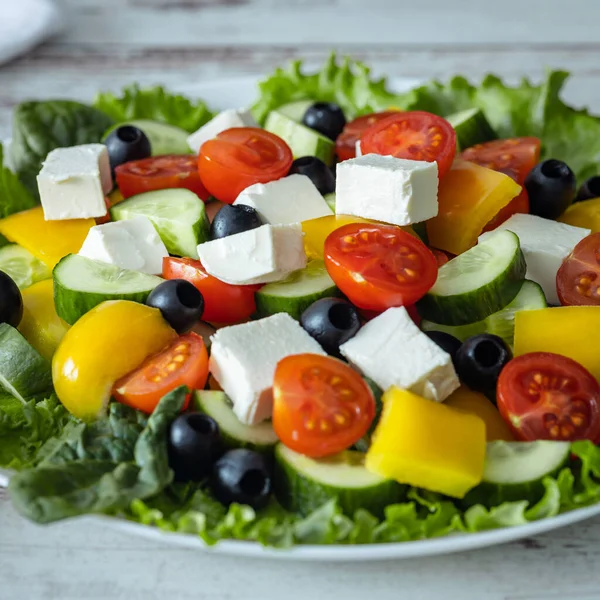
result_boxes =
[2,1,600,598]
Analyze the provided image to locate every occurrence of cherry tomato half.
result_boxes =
[273,354,375,458]
[497,352,600,442]
[163,257,260,324]
[198,128,293,204]
[115,155,210,200]
[336,111,400,161]
[112,333,208,414]
[361,111,457,179]
[324,223,438,312]
[557,232,600,306]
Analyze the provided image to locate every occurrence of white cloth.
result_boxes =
[0,0,62,66]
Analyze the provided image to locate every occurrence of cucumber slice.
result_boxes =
[110,188,209,258]
[255,259,338,320]
[421,280,547,348]
[265,111,335,166]
[0,324,52,402]
[353,377,384,452]
[0,244,51,289]
[277,100,313,123]
[192,390,278,453]
[104,119,191,155]
[446,108,497,150]
[417,230,526,326]
[53,254,162,325]
[464,440,570,507]
[274,444,405,517]
[323,192,336,213]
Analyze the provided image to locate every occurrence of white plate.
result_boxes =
[3,74,600,561]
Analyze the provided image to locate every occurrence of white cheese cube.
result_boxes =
[335,154,438,226]
[78,216,168,275]
[479,214,591,305]
[210,313,326,424]
[37,144,111,220]
[197,223,306,285]
[233,174,333,224]
[340,306,459,402]
[187,109,258,154]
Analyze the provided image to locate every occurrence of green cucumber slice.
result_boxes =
[323,192,336,213]
[53,254,162,325]
[255,259,338,320]
[264,111,335,166]
[104,119,191,155]
[274,444,405,517]
[192,390,277,453]
[421,280,547,348]
[277,100,313,123]
[464,440,570,507]
[0,324,52,402]
[353,377,384,452]
[417,230,526,326]
[110,188,209,258]
[446,108,497,150]
[0,244,51,289]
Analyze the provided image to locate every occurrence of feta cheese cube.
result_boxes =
[335,154,439,226]
[479,214,591,305]
[340,306,459,402]
[197,223,306,285]
[37,144,111,221]
[233,174,333,224]
[78,216,168,275]
[210,313,326,424]
[187,109,258,153]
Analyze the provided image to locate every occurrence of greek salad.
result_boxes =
[3,55,600,547]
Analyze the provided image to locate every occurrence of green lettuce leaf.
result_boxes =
[0,143,37,220]
[93,85,214,133]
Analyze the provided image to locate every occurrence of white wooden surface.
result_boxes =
[3,1,600,598]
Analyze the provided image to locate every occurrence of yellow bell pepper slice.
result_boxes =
[514,306,600,381]
[427,160,522,255]
[559,197,600,232]
[0,207,94,268]
[52,300,177,420]
[366,387,486,498]
[18,279,69,361]
[445,386,514,441]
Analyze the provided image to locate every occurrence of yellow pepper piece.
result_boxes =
[108,188,124,206]
[514,306,600,381]
[366,387,486,498]
[18,279,69,361]
[445,386,515,442]
[52,300,177,420]
[559,198,600,232]
[427,160,522,255]
[0,207,94,268]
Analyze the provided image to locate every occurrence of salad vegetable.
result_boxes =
[3,54,600,549]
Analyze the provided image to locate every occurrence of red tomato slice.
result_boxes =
[431,248,450,268]
[115,155,210,200]
[198,128,293,204]
[497,352,600,442]
[162,257,260,324]
[336,111,400,161]
[324,223,438,312]
[557,233,600,306]
[361,111,457,179]
[112,333,208,414]
[273,354,375,458]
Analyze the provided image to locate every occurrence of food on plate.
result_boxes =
[3,55,600,549]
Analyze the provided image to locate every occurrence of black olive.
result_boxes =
[575,176,600,202]
[104,125,152,176]
[300,297,361,358]
[455,334,512,400]
[146,279,204,333]
[0,271,23,327]
[424,330,462,368]
[211,449,272,510]
[302,102,347,141]
[289,156,336,195]
[168,412,222,482]
[209,204,263,240]
[525,159,576,220]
